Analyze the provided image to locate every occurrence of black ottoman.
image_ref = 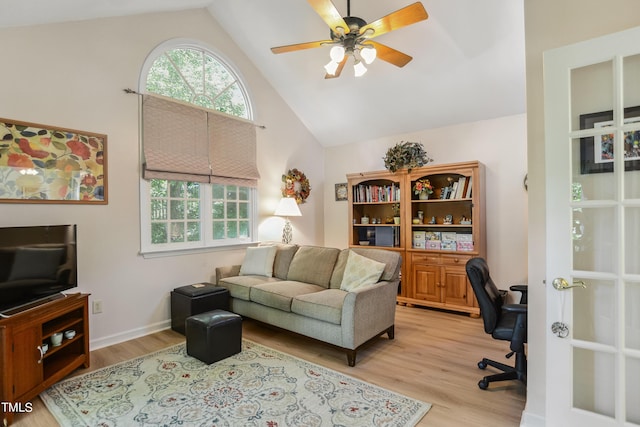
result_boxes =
[171,283,229,335]
[186,310,242,364]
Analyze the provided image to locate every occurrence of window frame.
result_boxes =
[139,39,257,256]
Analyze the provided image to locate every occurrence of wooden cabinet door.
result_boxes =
[442,267,471,307]
[12,326,42,398]
[412,264,441,302]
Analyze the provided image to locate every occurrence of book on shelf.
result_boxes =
[465,176,473,198]
[353,183,400,203]
[456,177,467,198]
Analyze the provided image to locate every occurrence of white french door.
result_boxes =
[544,26,640,426]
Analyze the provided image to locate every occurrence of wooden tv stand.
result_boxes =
[0,293,90,426]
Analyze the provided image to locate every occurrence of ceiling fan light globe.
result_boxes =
[329,45,345,62]
[324,60,339,75]
[354,61,367,77]
[360,47,377,65]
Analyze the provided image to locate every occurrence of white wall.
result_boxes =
[324,114,528,289]
[0,9,325,349]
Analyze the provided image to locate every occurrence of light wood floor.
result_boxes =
[12,305,526,426]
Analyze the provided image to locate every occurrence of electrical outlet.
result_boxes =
[92,300,103,314]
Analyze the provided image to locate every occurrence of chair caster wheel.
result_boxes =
[478,360,487,370]
[478,379,489,390]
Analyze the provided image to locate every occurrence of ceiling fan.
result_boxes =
[271,0,429,79]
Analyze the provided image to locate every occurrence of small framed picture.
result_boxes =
[335,183,348,201]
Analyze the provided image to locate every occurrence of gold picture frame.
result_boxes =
[0,118,107,204]
[335,182,348,201]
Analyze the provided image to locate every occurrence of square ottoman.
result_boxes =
[171,283,229,335]
[186,309,242,364]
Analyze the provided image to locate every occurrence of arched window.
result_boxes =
[140,41,256,253]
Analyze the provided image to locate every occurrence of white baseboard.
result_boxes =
[520,409,545,427]
[89,320,172,351]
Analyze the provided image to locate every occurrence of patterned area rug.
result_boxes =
[41,339,431,426]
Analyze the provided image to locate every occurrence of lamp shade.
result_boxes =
[353,60,367,77]
[360,46,377,64]
[274,197,302,217]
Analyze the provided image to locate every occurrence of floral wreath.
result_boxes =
[282,168,311,204]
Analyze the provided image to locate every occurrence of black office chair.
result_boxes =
[465,257,527,390]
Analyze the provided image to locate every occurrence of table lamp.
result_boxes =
[274,197,302,244]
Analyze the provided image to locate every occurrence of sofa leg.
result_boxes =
[346,349,357,367]
[387,324,395,340]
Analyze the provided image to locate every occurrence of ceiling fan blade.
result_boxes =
[359,2,428,38]
[368,41,413,67]
[271,40,332,54]
[307,0,351,34]
[325,56,348,79]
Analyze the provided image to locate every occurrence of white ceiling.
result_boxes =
[0,0,526,147]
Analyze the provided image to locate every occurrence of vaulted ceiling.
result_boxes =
[0,0,526,147]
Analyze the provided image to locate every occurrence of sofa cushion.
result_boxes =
[287,246,340,288]
[291,289,346,325]
[219,275,280,301]
[250,281,325,312]
[259,242,299,280]
[240,246,278,277]
[330,248,401,288]
[340,250,386,291]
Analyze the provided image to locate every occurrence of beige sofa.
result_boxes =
[215,244,402,366]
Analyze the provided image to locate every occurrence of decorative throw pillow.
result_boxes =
[339,250,386,292]
[239,246,278,277]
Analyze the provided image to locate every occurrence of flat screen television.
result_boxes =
[0,224,77,316]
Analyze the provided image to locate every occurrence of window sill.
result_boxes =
[140,241,257,259]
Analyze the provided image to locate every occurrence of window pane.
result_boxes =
[227,202,237,219]
[170,200,185,220]
[239,202,248,219]
[151,223,167,244]
[150,179,168,197]
[213,222,225,239]
[227,221,238,238]
[187,201,200,220]
[239,220,249,238]
[170,222,185,243]
[151,200,167,220]
[214,84,248,118]
[212,184,224,199]
[239,187,249,201]
[169,181,184,198]
[186,182,199,198]
[187,222,200,242]
[227,186,237,200]
[212,201,224,219]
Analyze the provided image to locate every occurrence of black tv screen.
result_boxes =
[0,224,77,315]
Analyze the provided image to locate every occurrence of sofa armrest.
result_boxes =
[215,265,241,285]
[341,280,399,349]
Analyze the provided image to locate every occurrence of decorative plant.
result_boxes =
[392,203,400,216]
[413,178,433,195]
[382,141,433,173]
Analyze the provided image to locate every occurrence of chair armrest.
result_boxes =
[502,303,527,314]
[215,265,241,285]
[509,284,528,304]
[341,280,399,348]
[503,303,527,351]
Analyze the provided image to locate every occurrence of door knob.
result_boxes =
[552,277,586,290]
